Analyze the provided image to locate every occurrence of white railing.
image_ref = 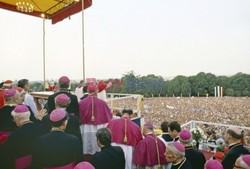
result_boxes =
[181,120,250,130]
[106,93,143,117]
[181,120,250,152]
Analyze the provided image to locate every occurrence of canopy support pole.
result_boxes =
[43,18,46,90]
[81,0,85,81]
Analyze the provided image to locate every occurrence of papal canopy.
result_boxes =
[0,0,92,24]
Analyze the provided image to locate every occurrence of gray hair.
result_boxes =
[179,137,192,144]
[11,110,30,120]
[167,143,185,158]
[5,91,20,102]
[96,128,112,146]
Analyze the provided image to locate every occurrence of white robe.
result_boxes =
[74,87,83,101]
[112,143,134,169]
[97,90,107,101]
[80,123,107,155]
[23,93,38,115]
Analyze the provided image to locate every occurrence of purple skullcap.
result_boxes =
[13,105,29,113]
[58,76,70,84]
[205,160,223,169]
[55,94,70,104]
[242,155,250,167]
[87,84,97,91]
[50,109,67,122]
[180,129,192,140]
[144,122,153,129]
[4,89,16,98]
[173,142,185,153]
[74,162,95,169]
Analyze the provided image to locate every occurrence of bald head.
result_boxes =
[226,127,243,140]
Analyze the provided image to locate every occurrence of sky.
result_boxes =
[0,0,250,81]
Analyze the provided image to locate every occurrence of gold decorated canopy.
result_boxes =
[0,0,92,24]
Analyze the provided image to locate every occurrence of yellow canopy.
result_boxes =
[0,0,92,24]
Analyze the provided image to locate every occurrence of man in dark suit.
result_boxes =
[222,127,250,169]
[179,129,206,169]
[80,85,89,100]
[47,76,79,116]
[91,128,125,169]
[31,109,83,169]
[158,121,174,144]
[3,105,47,169]
[168,121,181,142]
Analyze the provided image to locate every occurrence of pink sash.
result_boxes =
[15,155,32,169]
[43,163,74,169]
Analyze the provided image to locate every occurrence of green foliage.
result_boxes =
[29,82,44,92]
[29,71,250,97]
[217,143,225,152]
[191,129,202,143]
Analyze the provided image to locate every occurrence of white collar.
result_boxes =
[146,132,154,136]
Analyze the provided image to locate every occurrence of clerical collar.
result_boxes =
[145,132,154,136]
[172,157,186,167]
[20,121,33,127]
[59,88,69,92]
[228,142,241,149]
[162,132,170,135]
[5,103,17,107]
[89,93,97,96]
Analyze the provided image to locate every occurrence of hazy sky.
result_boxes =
[1,0,250,81]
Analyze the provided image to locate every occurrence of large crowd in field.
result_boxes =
[113,97,250,128]
[1,78,250,169]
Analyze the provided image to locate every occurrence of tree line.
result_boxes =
[30,71,250,97]
[105,71,250,97]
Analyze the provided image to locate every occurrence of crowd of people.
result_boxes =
[113,97,250,128]
[0,77,250,169]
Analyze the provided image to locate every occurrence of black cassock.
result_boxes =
[91,145,125,169]
[171,158,192,169]
[39,114,82,141]
[65,114,81,140]
[0,105,18,132]
[47,90,79,116]
[185,146,206,169]
[0,105,36,132]
[31,131,83,169]
[2,122,47,169]
[0,105,37,166]
[162,133,174,142]
[80,93,89,100]
[221,143,250,169]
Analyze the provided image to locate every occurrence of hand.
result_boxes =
[36,109,47,120]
